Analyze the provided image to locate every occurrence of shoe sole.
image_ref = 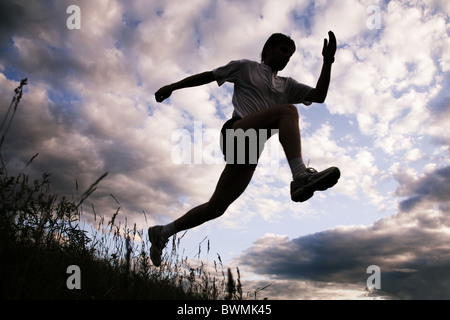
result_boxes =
[148,226,163,267]
[291,167,341,202]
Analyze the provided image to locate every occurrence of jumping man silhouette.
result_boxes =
[150,31,340,266]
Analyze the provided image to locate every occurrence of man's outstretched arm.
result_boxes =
[155,71,216,103]
[305,31,336,104]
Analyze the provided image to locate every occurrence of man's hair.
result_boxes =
[261,33,296,63]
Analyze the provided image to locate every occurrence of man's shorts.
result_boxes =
[220,117,276,171]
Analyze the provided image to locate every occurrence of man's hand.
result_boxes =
[305,31,336,103]
[155,85,173,103]
[154,71,215,103]
[322,31,336,60]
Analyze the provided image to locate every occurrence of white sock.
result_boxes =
[288,157,306,179]
[161,222,177,239]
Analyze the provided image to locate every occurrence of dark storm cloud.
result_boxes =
[237,166,450,299]
[0,0,232,227]
[399,166,450,212]
[0,0,169,221]
[0,1,73,78]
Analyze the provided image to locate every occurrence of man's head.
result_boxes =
[261,33,296,71]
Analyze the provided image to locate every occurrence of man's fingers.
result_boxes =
[322,31,337,59]
[328,31,336,45]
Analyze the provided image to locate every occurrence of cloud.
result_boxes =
[236,165,450,299]
[325,0,449,160]
[0,0,230,225]
[396,166,450,213]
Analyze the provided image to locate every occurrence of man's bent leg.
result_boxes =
[232,105,307,178]
[231,104,340,202]
[232,104,301,161]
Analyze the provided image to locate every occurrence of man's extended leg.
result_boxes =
[149,164,254,266]
[173,164,254,230]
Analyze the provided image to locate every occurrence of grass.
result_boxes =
[0,79,263,300]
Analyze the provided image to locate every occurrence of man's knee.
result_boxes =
[281,104,298,117]
[205,201,227,220]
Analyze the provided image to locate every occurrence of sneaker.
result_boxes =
[290,167,340,202]
[148,226,168,267]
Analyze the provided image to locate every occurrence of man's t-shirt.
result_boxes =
[213,59,313,118]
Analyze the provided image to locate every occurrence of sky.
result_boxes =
[0,0,449,299]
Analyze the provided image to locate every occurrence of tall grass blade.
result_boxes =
[75,172,108,209]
